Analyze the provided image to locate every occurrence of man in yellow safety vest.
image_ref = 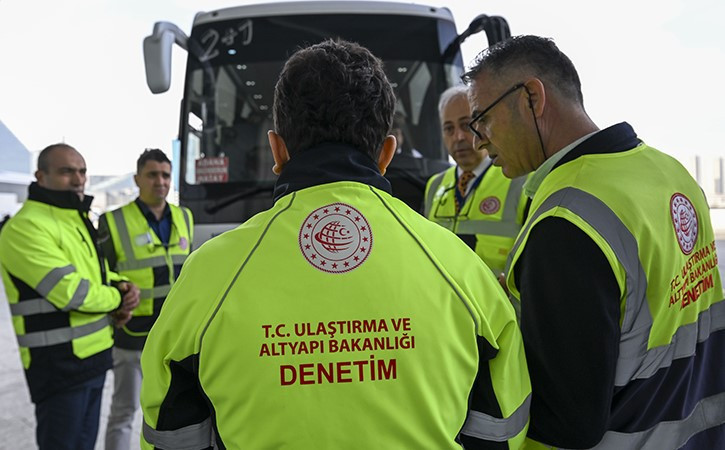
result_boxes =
[465,34,725,448]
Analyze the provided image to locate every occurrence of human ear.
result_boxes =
[267,130,290,175]
[377,135,397,175]
[524,78,546,117]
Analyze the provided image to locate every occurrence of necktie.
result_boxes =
[455,170,475,213]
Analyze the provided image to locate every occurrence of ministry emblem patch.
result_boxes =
[670,193,698,255]
[299,203,372,273]
[479,196,501,215]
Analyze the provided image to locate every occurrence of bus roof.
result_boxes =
[194,1,455,26]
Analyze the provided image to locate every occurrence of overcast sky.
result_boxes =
[1,0,723,176]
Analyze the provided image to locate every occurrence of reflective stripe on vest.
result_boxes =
[455,220,522,237]
[428,171,525,238]
[425,172,446,217]
[15,315,111,348]
[28,264,90,312]
[10,298,58,315]
[10,289,92,315]
[507,187,725,386]
[461,394,531,441]
[111,208,135,266]
[591,392,725,449]
[111,208,188,272]
[35,265,75,296]
[456,175,524,237]
[140,284,172,300]
[632,300,725,381]
[181,207,192,243]
[62,279,89,311]
[143,418,212,449]
[116,254,188,271]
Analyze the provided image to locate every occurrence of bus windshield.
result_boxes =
[182,13,461,189]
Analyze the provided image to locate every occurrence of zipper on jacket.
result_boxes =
[76,227,93,257]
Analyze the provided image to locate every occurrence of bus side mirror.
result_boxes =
[441,15,511,63]
[143,21,189,94]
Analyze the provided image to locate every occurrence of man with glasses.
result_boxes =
[98,149,193,450]
[424,85,529,276]
[464,35,725,448]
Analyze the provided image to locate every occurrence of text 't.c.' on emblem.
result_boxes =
[299,203,372,273]
[670,192,698,255]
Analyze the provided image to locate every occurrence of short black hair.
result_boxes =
[37,143,76,172]
[137,148,171,174]
[273,39,395,159]
[463,35,584,105]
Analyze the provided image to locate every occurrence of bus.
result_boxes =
[143,1,510,244]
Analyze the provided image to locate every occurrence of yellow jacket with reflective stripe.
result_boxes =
[140,172,531,449]
[0,185,123,402]
[424,164,528,273]
[507,140,725,448]
[100,201,192,348]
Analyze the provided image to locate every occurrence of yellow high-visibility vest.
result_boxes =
[101,201,192,346]
[424,165,527,273]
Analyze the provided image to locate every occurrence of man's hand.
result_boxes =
[497,272,509,295]
[111,282,140,328]
[111,309,133,328]
[117,281,140,312]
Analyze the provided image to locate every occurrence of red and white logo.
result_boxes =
[479,196,501,215]
[299,203,372,273]
[670,193,698,255]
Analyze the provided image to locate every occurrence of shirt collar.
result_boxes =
[457,157,491,178]
[134,198,171,222]
[523,130,598,198]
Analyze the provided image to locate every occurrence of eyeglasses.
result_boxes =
[468,83,525,140]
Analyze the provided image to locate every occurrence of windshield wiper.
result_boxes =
[384,166,428,191]
[204,184,275,215]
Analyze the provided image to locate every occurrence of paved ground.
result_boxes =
[0,281,142,450]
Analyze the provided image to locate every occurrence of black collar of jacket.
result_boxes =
[273,142,392,202]
[134,197,171,223]
[28,182,93,212]
[552,122,641,171]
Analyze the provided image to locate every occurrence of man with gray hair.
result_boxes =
[424,85,529,275]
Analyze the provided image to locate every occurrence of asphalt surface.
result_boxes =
[0,280,142,450]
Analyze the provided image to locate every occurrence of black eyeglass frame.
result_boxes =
[468,83,526,140]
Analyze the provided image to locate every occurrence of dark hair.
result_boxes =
[137,148,171,174]
[463,35,584,105]
[37,143,76,172]
[273,39,395,159]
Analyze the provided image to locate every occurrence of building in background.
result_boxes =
[87,174,137,211]
[682,155,725,239]
[0,120,31,174]
[691,155,725,208]
[0,120,32,216]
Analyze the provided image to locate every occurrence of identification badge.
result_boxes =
[134,232,153,247]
